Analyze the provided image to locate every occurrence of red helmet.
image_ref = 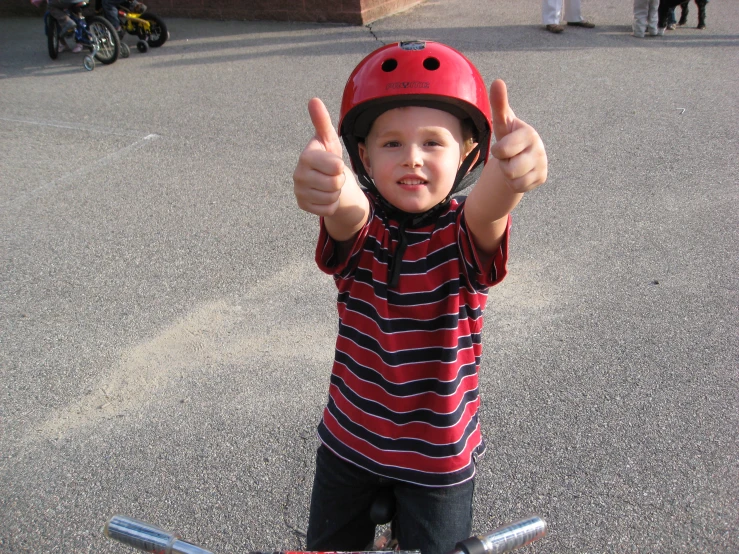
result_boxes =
[339,40,492,197]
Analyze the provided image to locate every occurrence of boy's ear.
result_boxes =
[460,141,480,171]
[357,142,373,177]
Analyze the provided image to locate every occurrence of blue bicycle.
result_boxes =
[45,0,120,70]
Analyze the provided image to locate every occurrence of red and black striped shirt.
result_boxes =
[315,196,510,487]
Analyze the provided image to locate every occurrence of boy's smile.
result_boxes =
[358,106,469,214]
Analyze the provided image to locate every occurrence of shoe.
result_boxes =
[633,31,645,38]
[697,23,706,29]
[122,0,147,13]
[678,18,688,26]
[71,43,84,53]
[656,26,666,35]
[666,23,676,30]
[545,24,564,33]
[58,41,69,53]
[567,20,595,28]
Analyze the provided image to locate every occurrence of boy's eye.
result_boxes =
[383,140,401,147]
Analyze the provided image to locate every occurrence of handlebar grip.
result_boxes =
[454,516,547,554]
[104,515,214,554]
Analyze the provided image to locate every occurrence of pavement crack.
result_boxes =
[365,24,386,44]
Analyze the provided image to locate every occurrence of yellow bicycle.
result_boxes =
[118,5,168,54]
[94,0,168,56]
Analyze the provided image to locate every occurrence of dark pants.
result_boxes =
[659,0,706,28]
[678,0,708,26]
[306,445,475,554]
[48,0,75,27]
[95,0,120,29]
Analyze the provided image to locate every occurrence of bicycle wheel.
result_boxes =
[87,15,119,64]
[139,13,168,47]
[46,15,60,60]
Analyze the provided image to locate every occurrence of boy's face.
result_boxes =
[358,106,469,214]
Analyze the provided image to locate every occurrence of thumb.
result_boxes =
[308,98,343,158]
[489,79,516,142]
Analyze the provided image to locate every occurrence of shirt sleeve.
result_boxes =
[315,202,374,279]
[457,210,510,290]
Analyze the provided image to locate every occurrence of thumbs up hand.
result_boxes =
[293,98,350,217]
[488,79,547,193]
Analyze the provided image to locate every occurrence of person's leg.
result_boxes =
[48,0,75,34]
[123,0,147,14]
[678,1,689,25]
[306,445,380,551]
[100,0,121,31]
[564,0,595,27]
[633,0,649,36]
[563,0,583,23]
[542,0,563,25]
[696,0,707,29]
[648,0,661,35]
[657,0,670,31]
[666,6,677,28]
[394,478,475,554]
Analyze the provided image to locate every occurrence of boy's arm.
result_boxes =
[465,80,548,256]
[293,98,370,242]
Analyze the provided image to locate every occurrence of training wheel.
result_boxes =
[120,42,130,58]
[83,55,95,71]
[137,40,148,53]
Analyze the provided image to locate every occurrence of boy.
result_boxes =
[292,41,547,554]
[94,0,147,38]
[31,0,84,52]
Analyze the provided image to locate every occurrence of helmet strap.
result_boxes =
[450,142,483,196]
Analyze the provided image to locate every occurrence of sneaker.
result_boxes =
[633,31,645,38]
[58,41,69,53]
[122,0,147,13]
[697,23,706,30]
[666,23,676,30]
[545,24,564,33]
[71,43,84,53]
[567,20,595,28]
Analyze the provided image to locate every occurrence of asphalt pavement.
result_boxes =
[1,0,738,552]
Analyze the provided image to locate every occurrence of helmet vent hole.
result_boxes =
[381,59,398,72]
[423,57,440,70]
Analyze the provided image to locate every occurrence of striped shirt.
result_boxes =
[315,196,510,487]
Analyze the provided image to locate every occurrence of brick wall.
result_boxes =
[2,0,425,25]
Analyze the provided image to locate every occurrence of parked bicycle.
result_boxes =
[94,0,168,55]
[44,0,119,70]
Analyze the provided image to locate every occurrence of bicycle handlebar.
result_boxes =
[453,517,547,554]
[104,515,214,554]
[104,514,546,554]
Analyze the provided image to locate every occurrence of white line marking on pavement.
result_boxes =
[0,116,145,138]
[5,123,160,209]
